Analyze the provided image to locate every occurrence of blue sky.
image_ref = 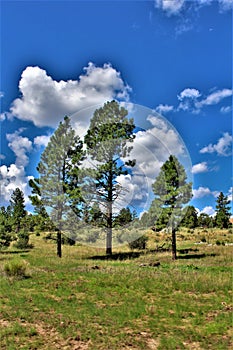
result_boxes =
[0,0,232,217]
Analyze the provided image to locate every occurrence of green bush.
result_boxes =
[13,230,31,249]
[128,235,148,250]
[4,260,27,278]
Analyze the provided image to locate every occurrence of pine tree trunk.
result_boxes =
[106,226,112,255]
[57,231,62,258]
[171,226,177,260]
[106,164,113,255]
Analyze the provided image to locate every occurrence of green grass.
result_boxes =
[0,229,232,349]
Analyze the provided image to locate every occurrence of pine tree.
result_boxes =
[84,100,135,254]
[215,192,231,229]
[181,205,198,228]
[31,116,84,257]
[0,206,14,248]
[10,188,27,233]
[150,155,192,259]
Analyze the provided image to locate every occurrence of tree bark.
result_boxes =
[106,201,113,255]
[171,226,177,260]
[106,227,112,255]
[57,231,62,258]
[106,164,113,255]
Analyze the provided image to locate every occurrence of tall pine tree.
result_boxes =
[150,155,192,259]
[215,192,231,229]
[84,100,135,255]
[31,116,84,257]
[10,187,27,233]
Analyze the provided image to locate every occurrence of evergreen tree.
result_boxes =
[31,116,84,257]
[0,206,14,248]
[114,207,133,227]
[10,188,27,233]
[150,155,192,259]
[197,213,212,228]
[181,205,198,228]
[84,100,135,254]
[215,192,231,229]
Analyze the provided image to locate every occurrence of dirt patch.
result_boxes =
[0,316,90,350]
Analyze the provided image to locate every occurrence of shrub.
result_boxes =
[216,240,221,245]
[4,260,27,278]
[13,230,31,249]
[128,235,148,250]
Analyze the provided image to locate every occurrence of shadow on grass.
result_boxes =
[0,250,30,255]
[177,248,199,254]
[88,251,142,261]
[178,253,217,259]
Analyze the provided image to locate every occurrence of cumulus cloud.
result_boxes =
[6,62,131,128]
[200,132,232,156]
[0,166,33,205]
[34,135,51,148]
[154,0,185,15]
[193,186,219,199]
[191,162,208,174]
[0,129,34,204]
[178,88,201,100]
[6,129,32,167]
[155,104,174,114]
[192,186,213,199]
[155,0,232,15]
[177,88,201,112]
[201,206,216,216]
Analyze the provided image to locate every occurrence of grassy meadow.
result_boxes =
[0,228,232,349]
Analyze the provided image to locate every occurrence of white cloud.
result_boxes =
[227,187,233,202]
[192,186,213,199]
[0,129,34,204]
[220,106,232,114]
[177,88,201,112]
[175,87,232,113]
[191,162,208,174]
[0,164,32,205]
[0,154,5,160]
[6,129,32,167]
[155,0,232,15]
[0,91,4,98]
[34,135,51,148]
[6,62,131,128]
[219,0,233,12]
[200,132,232,156]
[155,104,174,114]
[0,113,6,121]
[193,186,219,199]
[155,0,185,15]
[178,88,201,100]
[201,206,216,216]
[197,88,232,108]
